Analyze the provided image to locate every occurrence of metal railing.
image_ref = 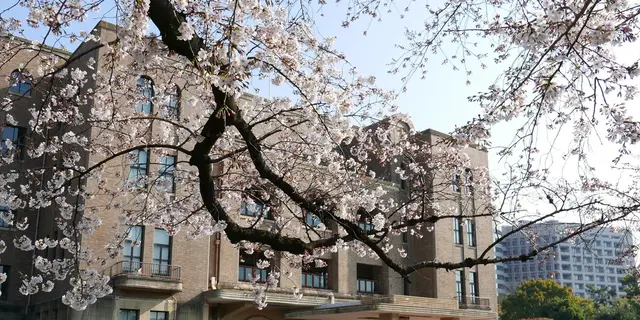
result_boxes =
[103,261,181,281]
[456,295,491,310]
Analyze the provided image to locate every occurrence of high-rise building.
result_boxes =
[495,220,635,298]
[0,21,498,320]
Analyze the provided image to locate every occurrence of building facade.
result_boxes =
[0,21,497,320]
[495,221,635,298]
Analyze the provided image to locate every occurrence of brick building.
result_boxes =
[0,21,497,320]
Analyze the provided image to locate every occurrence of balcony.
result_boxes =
[457,295,491,310]
[103,261,182,293]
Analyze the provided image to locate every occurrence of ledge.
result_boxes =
[113,276,183,293]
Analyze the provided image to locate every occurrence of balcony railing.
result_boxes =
[103,261,181,281]
[456,295,491,310]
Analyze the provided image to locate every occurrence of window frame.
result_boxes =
[304,211,322,228]
[157,155,177,193]
[0,265,9,301]
[128,149,150,187]
[455,270,463,302]
[356,263,380,294]
[301,260,329,289]
[150,311,168,320]
[162,85,180,119]
[0,205,12,229]
[119,309,139,320]
[135,76,154,114]
[454,217,463,245]
[8,69,32,96]
[152,228,172,276]
[238,250,270,283]
[1,125,27,160]
[123,226,144,272]
[467,220,476,247]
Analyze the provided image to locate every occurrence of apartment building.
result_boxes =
[0,20,497,320]
[495,221,635,298]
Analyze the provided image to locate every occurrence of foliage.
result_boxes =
[586,284,617,307]
[620,272,640,298]
[500,279,594,320]
[0,0,639,312]
[591,298,640,320]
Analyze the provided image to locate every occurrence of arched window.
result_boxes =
[8,69,32,96]
[135,76,154,114]
[163,85,180,119]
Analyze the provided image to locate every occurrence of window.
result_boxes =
[8,69,31,96]
[0,265,8,301]
[153,229,171,276]
[604,241,612,247]
[1,125,26,159]
[150,311,168,320]
[135,76,153,114]
[238,251,270,283]
[128,149,149,187]
[469,271,479,300]
[163,85,180,119]
[597,276,605,282]
[585,257,593,263]
[304,212,322,227]
[561,255,570,262]
[467,220,476,247]
[608,276,616,283]
[576,274,583,280]
[399,162,408,190]
[0,206,11,228]
[596,266,604,273]
[123,226,144,272]
[119,309,139,320]
[454,217,463,245]
[562,264,571,271]
[451,173,461,192]
[464,168,473,195]
[240,192,273,220]
[563,273,572,280]
[575,265,583,272]
[302,261,329,289]
[455,270,463,302]
[560,246,569,253]
[605,250,613,256]
[359,217,374,233]
[356,264,380,294]
[157,155,176,193]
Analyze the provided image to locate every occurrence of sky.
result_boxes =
[4,0,640,226]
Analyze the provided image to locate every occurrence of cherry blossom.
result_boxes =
[0,0,639,311]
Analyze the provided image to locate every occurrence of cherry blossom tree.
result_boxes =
[0,0,639,311]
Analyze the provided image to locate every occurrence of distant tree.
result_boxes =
[620,273,640,298]
[586,284,617,307]
[592,299,640,320]
[500,279,594,320]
